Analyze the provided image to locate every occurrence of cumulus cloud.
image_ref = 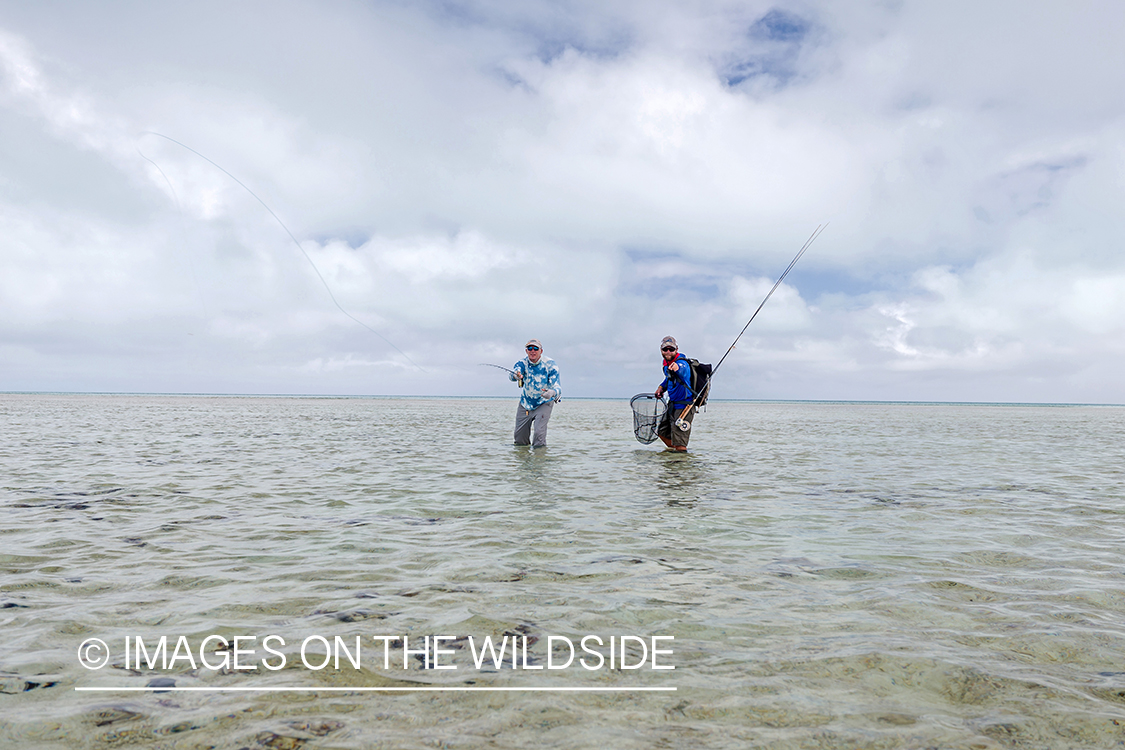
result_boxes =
[0,0,1123,402]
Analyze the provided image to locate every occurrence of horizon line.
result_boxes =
[1,391,1121,407]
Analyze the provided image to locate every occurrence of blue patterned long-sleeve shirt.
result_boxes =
[510,357,562,411]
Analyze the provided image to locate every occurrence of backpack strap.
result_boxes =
[668,355,693,396]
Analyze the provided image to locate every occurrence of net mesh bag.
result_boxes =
[630,393,668,444]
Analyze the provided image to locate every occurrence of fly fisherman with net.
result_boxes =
[510,339,561,447]
[653,336,697,452]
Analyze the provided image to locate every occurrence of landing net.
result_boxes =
[630,393,668,444]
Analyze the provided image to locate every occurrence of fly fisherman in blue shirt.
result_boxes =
[510,339,562,447]
[653,335,694,452]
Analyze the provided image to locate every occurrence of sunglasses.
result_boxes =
[526,346,540,352]
[661,347,677,352]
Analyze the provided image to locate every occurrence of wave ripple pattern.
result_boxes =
[2,395,1125,749]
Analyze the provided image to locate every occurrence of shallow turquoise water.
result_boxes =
[2,395,1125,748]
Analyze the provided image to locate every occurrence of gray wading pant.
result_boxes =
[514,402,553,447]
[658,404,695,448]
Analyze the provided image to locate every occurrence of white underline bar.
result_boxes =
[76,686,676,692]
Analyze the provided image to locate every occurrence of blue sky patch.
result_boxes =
[750,9,810,43]
[621,248,881,304]
[722,8,813,88]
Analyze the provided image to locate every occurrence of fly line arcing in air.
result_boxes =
[137,131,423,371]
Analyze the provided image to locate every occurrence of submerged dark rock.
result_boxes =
[146,677,176,693]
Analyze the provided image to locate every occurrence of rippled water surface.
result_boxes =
[3,394,1125,749]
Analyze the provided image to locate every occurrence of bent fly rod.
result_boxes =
[479,363,522,385]
[479,363,517,376]
[675,223,827,431]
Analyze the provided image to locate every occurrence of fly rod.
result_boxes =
[479,362,521,384]
[675,223,827,431]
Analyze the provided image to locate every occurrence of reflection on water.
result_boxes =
[647,451,712,507]
[2,395,1125,748]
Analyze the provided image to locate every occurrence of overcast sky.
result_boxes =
[2,1,1123,402]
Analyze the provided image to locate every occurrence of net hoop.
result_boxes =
[630,393,668,444]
